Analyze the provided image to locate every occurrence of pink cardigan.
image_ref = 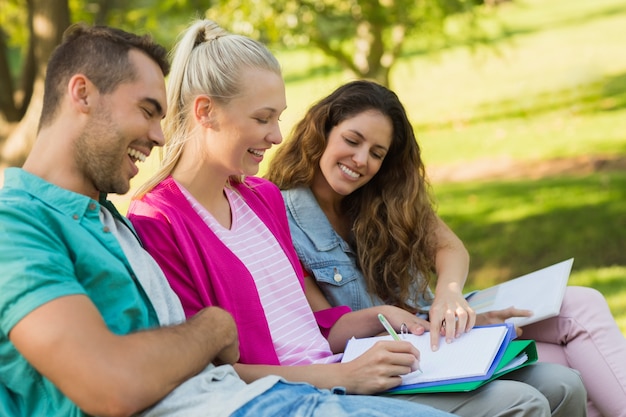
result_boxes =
[128,176,350,365]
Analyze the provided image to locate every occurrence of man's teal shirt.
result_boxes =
[0,168,158,416]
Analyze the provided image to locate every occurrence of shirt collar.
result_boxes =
[4,168,136,235]
[4,168,96,219]
[283,187,345,252]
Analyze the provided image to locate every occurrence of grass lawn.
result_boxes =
[435,172,626,333]
[405,0,626,333]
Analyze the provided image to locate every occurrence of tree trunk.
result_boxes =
[0,0,69,169]
[0,30,20,123]
[354,20,392,87]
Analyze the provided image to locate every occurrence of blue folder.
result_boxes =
[386,324,537,394]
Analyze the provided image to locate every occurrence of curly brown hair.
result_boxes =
[267,80,438,312]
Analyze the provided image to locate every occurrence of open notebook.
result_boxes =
[466,258,574,327]
[341,323,537,393]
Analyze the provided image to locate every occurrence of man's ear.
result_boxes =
[67,74,95,114]
[193,95,213,127]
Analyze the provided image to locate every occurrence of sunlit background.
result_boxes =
[2,0,625,331]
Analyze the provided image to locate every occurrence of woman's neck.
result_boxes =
[310,176,351,241]
[173,156,233,229]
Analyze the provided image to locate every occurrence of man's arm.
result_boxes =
[9,295,238,417]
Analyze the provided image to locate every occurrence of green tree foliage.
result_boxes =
[0,0,503,169]
[0,0,197,126]
[0,0,194,168]
[0,0,69,168]
[205,0,501,86]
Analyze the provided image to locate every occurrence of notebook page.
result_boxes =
[467,258,573,327]
[342,325,508,385]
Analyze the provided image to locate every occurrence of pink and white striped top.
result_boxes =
[180,183,341,365]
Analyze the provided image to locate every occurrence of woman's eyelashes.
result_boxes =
[141,107,153,119]
[372,150,385,160]
[343,136,386,160]
[252,108,284,125]
[344,136,359,146]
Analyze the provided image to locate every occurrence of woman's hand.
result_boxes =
[376,305,430,336]
[342,340,420,394]
[428,287,476,351]
[476,307,533,337]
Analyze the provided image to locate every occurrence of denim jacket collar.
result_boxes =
[282,187,350,253]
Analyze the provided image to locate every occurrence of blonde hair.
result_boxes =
[135,19,281,197]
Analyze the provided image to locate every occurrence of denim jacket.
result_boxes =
[281,187,384,310]
[282,187,435,313]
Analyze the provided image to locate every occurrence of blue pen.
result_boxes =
[378,313,401,341]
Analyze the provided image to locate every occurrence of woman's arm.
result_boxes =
[304,276,428,352]
[304,274,332,312]
[428,216,476,350]
[234,338,419,395]
[326,305,429,352]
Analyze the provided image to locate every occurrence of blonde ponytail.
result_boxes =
[134,19,281,198]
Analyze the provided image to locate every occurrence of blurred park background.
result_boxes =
[1,0,625,332]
